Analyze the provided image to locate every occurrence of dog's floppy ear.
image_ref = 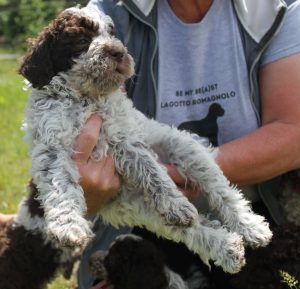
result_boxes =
[19,34,55,89]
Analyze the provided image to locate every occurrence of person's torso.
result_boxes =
[156,0,259,146]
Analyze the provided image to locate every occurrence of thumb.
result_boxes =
[73,114,103,163]
[164,164,187,186]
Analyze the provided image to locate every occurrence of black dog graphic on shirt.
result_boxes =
[178,103,225,146]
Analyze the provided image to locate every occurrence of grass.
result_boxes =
[0,56,77,289]
[0,57,30,213]
[280,271,300,289]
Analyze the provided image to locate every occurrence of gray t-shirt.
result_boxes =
[156,0,300,147]
[156,0,258,146]
[261,1,300,65]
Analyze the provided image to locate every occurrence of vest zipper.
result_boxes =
[121,2,159,118]
[248,6,287,127]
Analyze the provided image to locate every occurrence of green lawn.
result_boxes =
[0,57,76,289]
[0,57,30,213]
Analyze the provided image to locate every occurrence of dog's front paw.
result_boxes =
[213,233,246,274]
[48,217,94,248]
[163,198,198,227]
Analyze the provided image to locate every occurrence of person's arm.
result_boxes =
[73,114,121,216]
[216,52,300,186]
[169,53,300,200]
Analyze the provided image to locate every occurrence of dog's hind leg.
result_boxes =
[144,122,272,248]
[99,196,245,274]
[113,141,198,227]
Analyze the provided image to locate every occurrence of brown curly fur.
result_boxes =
[19,9,99,89]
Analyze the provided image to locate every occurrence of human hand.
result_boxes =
[164,164,201,202]
[0,213,15,226]
[90,280,113,289]
[73,114,121,216]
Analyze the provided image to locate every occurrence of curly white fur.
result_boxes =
[22,7,272,274]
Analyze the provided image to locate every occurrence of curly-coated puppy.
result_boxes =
[19,7,272,273]
[89,234,208,289]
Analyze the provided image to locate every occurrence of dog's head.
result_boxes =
[19,7,134,97]
[89,234,168,289]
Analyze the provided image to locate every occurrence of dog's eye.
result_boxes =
[78,38,89,45]
[108,24,115,36]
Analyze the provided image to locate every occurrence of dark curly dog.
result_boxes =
[89,225,300,289]
[89,234,208,289]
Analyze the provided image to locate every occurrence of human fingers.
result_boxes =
[73,114,103,163]
[164,164,201,202]
[83,153,120,193]
[177,186,200,202]
[164,163,187,186]
[90,280,113,289]
[82,154,121,216]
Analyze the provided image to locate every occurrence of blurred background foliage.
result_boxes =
[0,0,88,50]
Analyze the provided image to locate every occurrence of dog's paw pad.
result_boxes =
[163,199,198,227]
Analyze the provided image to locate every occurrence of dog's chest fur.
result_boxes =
[25,77,146,162]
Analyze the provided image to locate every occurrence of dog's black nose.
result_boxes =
[107,48,124,62]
